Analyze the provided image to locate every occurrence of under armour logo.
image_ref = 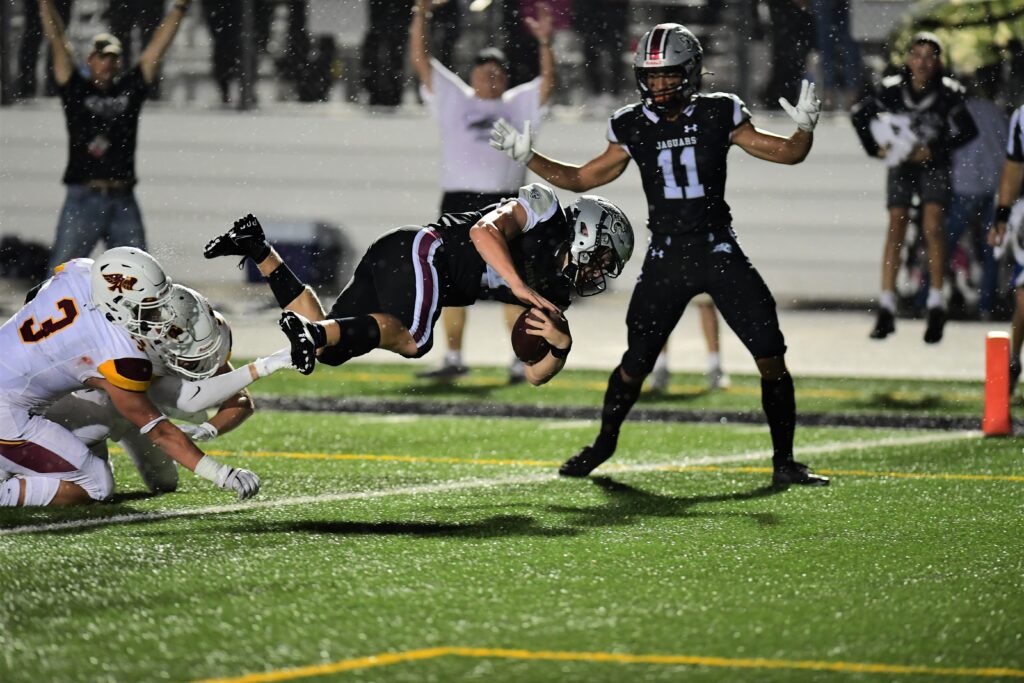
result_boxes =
[650,248,665,259]
[683,124,698,133]
[103,273,137,293]
[712,243,733,254]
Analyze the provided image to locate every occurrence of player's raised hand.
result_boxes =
[779,79,821,133]
[524,2,553,46]
[490,118,534,164]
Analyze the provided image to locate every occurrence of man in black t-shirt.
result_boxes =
[491,23,829,487]
[203,184,635,387]
[851,32,977,343]
[38,0,192,270]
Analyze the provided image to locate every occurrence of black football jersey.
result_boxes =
[851,69,977,166]
[428,183,573,309]
[608,93,751,235]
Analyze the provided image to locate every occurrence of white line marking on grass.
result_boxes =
[0,430,978,537]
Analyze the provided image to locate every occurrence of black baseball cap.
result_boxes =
[474,47,509,73]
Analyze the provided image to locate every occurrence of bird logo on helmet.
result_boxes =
[634,23,704,113]
[563,196,635,296]
[90,247,175,342]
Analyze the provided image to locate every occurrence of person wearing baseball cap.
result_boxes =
[35,0,192,270]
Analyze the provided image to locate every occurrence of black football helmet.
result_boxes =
[633,23,703,113]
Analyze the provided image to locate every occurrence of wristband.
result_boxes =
[996,205,1012,224]
[194,455,228,484]
[550,342,572,360]
[199,421,219,439]
[139,415,168,435]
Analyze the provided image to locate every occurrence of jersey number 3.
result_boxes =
[658,147,705,199]
[20,298,79,343]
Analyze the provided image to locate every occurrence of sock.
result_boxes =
[879,290,897,312]
[252,242,272,264]
[593,366,644,455]
[761,373,796,467]
[267,264,306,308]
[653,350,668,372]
[20,476,60,506]
[707,351,720,371]
[317,315,380,366]
[444,350,463,367]
[926,287,945,310]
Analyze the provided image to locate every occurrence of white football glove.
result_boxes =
[779,79,821,133]
[179,421,219,442]
[489,118,534,164]
[252,348,297,378]
[194,455,261,500]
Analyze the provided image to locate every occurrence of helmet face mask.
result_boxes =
[90,247,174,342]
[157,285,231,380]
[633,23,703,113]
[563,196,635,297]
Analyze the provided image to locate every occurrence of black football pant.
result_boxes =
[620,231,787,379]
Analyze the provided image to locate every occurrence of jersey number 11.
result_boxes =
[658,147,705,199]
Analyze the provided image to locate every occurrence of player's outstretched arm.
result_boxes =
[408,0,434,92]
[731,123,812,165]
[90,377,260,500]
[37,0,74,86]
[491,119,630,191]
[521,309,572,386]
[525,2,556,105]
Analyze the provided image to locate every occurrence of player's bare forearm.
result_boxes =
[147,421,205,471]
[997,160,1024,210]
[734,125,812,164]
[408,1,432,89]
[523,353,566,386]
[528,153,589,191]
[207,395,254,436]
[139,0,191,83]
[470,223,525,289]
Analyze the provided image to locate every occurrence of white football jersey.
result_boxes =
[0,259,152,411]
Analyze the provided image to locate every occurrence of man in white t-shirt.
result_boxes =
[409,0,555,383]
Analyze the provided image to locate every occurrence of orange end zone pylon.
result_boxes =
[983,332,1012,436]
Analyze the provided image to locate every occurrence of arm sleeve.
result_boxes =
[516,183,559,232]
[166,364,256,414]
[851,90,883,157]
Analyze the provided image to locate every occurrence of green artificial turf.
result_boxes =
[1,411,1021,683]
[248,362,986,418]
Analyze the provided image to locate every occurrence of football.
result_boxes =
[511,309,551,364]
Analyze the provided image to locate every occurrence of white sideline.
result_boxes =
[0,431,979,537]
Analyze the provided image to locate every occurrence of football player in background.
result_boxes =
[987,105,1024,392]
[0,248,260,506]
[490,23,828,486]
[204,183,634,386]
[851,32,978,343]
[45,284,296,494]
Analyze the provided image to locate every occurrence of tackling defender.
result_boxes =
[490,23,827,486]
[204,183,634,385]
[0,248,260,506]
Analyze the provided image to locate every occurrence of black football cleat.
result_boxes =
[923,307,946,344]
[279,311,319,375]
[559,446,614,477]
[772,460,830,487]
[869,309,895,340]
[204,213,269,266]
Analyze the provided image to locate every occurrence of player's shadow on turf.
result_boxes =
[548,476,783,528]
[233,514,580,539]
[399,382,500,399]
[856,392,944,411]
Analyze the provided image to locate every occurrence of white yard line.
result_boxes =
[0,431,978,537]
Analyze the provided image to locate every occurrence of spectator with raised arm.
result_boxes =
[38,0,193,270]
[409,0,556,383]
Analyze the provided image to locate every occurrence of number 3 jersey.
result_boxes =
[608,93,751,235]
[0,259,152,411]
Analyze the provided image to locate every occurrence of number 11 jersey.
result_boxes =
[608,92,751,235]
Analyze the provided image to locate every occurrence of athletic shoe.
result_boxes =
[869,309,895,340]
[772,460,830,487]
[204,213,269,266]
[415,363,470,380]
[707,366,731,391]
[278,311,318,375]
[508,360,527,385]
[558,446,614,477]
[1011,357,1021,396]
[923,307,946,344]
[649,365,670,392]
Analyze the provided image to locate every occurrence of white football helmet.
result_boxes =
[563,196,635,296]
[90,247,175,341]
[156,285,232,380]
[634,23,704,112]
